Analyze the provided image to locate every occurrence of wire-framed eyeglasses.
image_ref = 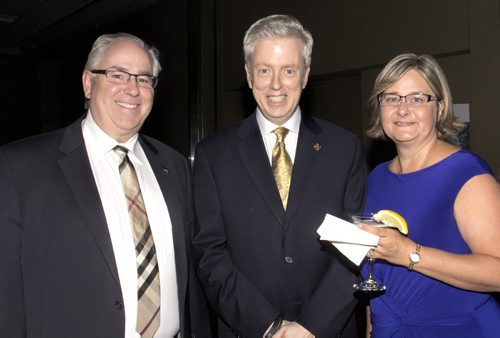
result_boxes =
[378,93,440,107]
[90,69,158,89]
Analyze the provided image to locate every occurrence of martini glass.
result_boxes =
[351,215,386,292]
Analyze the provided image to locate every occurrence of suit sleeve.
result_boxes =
[297,137,367,336]
[192,144,280,337]
[179,157,216,337]
[0,149,26,337]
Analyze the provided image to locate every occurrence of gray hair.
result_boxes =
[243,14,313,69]
[367,53,464,140]
[84,32,161,76]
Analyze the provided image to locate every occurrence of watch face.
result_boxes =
[410,252,420,263]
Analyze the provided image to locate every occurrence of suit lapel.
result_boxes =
[236,115,286,225]
[57,119,120,287]
[286,116,322,222]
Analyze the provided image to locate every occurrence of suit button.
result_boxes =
[115,300,123,310]
[285,256,293,263]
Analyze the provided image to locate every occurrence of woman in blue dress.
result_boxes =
[358,53,500,337]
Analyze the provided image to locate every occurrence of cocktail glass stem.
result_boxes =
[353,254,386,292]
[367,257,376,280]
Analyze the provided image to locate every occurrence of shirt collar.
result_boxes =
[82,111,142,164]
[256,107,302,136]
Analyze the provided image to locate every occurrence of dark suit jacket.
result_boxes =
[0,117,212,337]
[192,113,367,337]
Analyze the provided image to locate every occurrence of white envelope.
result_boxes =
[317,213,379,266]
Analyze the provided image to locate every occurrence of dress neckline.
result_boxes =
[385,149,466,177]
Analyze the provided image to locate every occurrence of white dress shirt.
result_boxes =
[82,112,179,338]
[256,107,301,164]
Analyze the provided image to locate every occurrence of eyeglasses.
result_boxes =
[378,93,440,107]
[90,69,158,89]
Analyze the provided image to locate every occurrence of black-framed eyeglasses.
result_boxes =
[378,93,441,107]
[90,69,158,89]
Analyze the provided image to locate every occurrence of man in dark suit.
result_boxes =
[192,15,367,337]
[0,33,211,337]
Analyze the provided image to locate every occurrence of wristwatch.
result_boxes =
[408,243,421,271]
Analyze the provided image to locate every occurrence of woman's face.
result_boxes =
[380,69,443,147]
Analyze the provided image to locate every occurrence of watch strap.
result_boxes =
[408,243,421,271]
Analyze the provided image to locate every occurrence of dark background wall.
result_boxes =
[0,0,498,174]
[0,0,191,154]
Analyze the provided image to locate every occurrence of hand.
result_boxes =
[274,321,315,338]
[263,319,290,338]
[358,222,416,267]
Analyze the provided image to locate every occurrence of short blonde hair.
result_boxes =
[366,53,464,140]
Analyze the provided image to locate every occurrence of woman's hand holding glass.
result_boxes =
[357,223,417,268]
[353,210,411,292]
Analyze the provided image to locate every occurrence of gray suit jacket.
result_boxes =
[0,117,212,337]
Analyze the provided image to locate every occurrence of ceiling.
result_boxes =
[0,0,161,57]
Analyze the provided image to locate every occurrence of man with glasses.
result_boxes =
[0,33,212,337]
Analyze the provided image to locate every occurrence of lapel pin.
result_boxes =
[313,143,321,151]
[162,167,169,174]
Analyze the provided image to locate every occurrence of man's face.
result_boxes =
[82,40,155,143]
[245,37,309,125]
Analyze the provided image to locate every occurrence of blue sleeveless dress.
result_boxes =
[362,150,500,337]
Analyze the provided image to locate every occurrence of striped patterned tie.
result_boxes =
[272,127,293,209]
[114,146,160,338]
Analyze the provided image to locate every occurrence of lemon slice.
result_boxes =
[373,209,408,234]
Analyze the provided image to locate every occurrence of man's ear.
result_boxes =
[301,67,310,89]
[82,70,92,99]
[244,63,253,89]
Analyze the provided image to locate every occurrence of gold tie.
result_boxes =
[272,127,293,209]
[114,146,160,338]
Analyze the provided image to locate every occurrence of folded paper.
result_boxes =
[317,214,379,266]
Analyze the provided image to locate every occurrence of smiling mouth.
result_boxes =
[395,121,414,126]
[268,95,286,103]
[116,101,139,109]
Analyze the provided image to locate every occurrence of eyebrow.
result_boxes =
[105,66,154,76]
[253,63,299,69]
[383,91,429,95]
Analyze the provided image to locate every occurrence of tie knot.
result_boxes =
[113,146,130,170]
[273,127,289,143]
[113,145,128,159]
